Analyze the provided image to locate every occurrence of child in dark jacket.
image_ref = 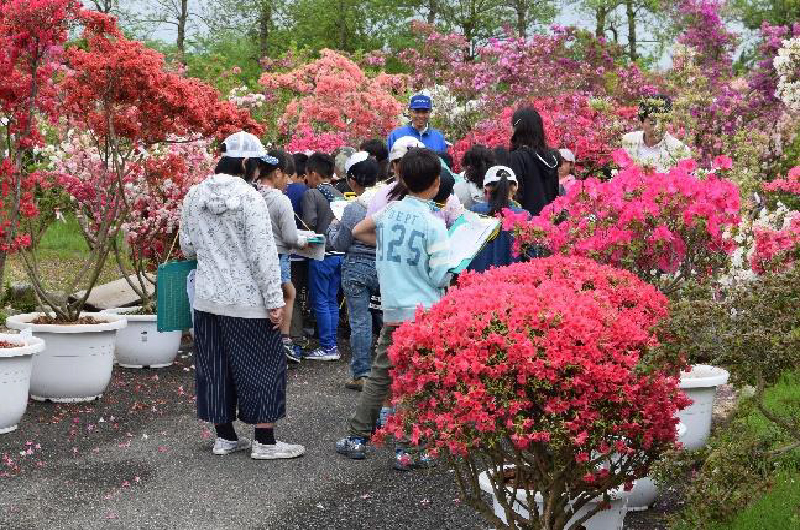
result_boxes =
[468,165,529,273]
[302,153,345,361]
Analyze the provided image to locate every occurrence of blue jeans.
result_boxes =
[342,255,379,379]
[309,254,343,350]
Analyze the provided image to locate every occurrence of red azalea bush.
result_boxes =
[449,94,637,175]
[26,11,256,321]
[0,0,80,287]
[503,153,741,295]
[381,257,687,530]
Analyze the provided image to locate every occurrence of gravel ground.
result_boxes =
[0,339,485,530]
[0,337,738,530]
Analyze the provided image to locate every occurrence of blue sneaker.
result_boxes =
[306,346,340,361]
[283,341,302,364]
[335,436,367,460]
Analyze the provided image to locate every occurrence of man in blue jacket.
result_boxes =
[387,94,448,154]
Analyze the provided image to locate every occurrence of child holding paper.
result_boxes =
[256,150,310,363]
[302,153,345,361]
[336,148,452,470]
[467,165,530,273]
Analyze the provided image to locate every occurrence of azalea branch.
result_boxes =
[18,248,67,320]
[755,368,800,446]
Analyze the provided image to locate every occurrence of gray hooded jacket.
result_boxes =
[180,174,284,318]
[259,187,308,255]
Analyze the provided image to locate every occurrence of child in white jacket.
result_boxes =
[180,131,303,461]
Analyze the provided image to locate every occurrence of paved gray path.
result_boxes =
[0,342,487,530]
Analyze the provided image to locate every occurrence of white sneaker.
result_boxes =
[212,437,252,455]
[251,440,306,460]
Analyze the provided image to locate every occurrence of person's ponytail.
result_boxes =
[244,158,261,183]
[488,173,513,216]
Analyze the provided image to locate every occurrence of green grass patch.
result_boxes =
[38,215,89,254]
[707,471,800,530]
[5,215,127,293]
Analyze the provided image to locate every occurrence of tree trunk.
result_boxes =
[176,0,188,63]
[259,1,271,60]
[595,6,608,39]
[338,0,347,50]
[515,1,527,37]
[427,0,437,24]
[465,23,474,60]
[626,0,638,61]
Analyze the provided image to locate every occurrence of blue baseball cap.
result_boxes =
[409,94,432,110]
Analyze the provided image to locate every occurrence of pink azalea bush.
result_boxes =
[751,167,800,274]
[503,153,741,294]
[120,141,214,311]
[259,49,405,148]
[763,166,800,195]
[380,256,688,530]
[282,127,348,155]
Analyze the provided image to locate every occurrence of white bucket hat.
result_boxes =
[483,165,518,186]
[222,131,267,158]
[388,136,425,163]
[559,148,576,163]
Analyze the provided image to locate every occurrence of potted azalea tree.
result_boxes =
[6,11,258,401]
[381,257,689,530]
[0,0,82,412]
[103,141,214,368]
[503,153,741,455]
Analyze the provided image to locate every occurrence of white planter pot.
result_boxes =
[6,312,126,403]
[627,422,687,512]
[678,364,730,451]
[101,307,181,369]
[0,334,45,434]
[478,467,629,530]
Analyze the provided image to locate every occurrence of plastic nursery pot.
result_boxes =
[678,364,730,451]
[478,465,629,530]
[626,423,688,512]
[5,312,126,403]
[0,334,45,434]
[101,307,182,369]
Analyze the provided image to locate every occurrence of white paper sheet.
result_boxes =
[446,212,500,271]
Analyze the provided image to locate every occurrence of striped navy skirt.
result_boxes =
[193,311,286,424]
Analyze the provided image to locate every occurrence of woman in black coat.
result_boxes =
[507,107,560,215]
